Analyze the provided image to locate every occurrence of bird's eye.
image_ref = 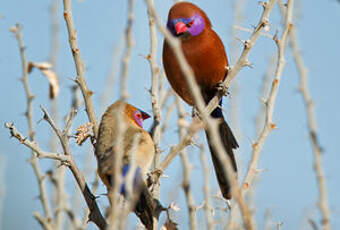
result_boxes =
[136,113,142,119]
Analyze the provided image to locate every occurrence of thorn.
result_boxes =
[252,142,259,150]
[243,182,249,190]
[226,200,232,210]
[270,123,277,130]
[243,60,254,68]
[244,39,251,49]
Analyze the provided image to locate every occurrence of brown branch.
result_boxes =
[63,0,99,138]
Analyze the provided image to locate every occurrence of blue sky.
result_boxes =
[1,0,340,229]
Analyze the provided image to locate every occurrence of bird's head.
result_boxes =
[166,2,211,39]
[125,103,150,128]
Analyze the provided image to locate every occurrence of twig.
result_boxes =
[119,0,135,100]
[147,0,278,181]
[233,25,274,39]
[10,24,54,228]
[48,1,66,228]
[5,118,103,230]
[242,0,294,198]
[34,212,54,230]
[160,100,176,135]
[199,144,214,230]
[203,0,278,117]
[144,1,254,229]
[42,107,107,229]
[100,42,123,114]
[146,0,162,205]
[287,6,331,229]
[63,0,99,138]
[255,55,276,138]
[5,123,71,163]
[176,96,197,230]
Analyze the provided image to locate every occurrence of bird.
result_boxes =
[162,2,238,200]
[94,100,160,230]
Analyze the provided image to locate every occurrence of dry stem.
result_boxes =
[288,11,331,230]
[11,24,54,229]
[242,0,294,198]
[63,0,99,138]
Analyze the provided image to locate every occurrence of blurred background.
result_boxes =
[1,0,340,229]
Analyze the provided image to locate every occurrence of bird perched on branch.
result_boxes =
[95,100,160,230]
[162,2,238,199]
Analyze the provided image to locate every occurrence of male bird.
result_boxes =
[162,2,238,199]
[95,100,159,229]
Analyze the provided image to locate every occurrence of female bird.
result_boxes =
[95,100,159,229]
[162,2,238,199]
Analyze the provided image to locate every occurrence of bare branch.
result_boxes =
[34,212,54,230]
[5,123,71,164]
[144,1,255,229]
[176,96,197,230]
[242,0,294,198]
[287,5,331,229]
[39,106,107,229]
[10,24,53,224]
[199,144,214,230]
[63,0,99,138]
[119,0,135,100]
[204,0,278,118]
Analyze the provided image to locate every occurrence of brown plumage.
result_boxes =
[95,100,160,229]
[162,2,238,199]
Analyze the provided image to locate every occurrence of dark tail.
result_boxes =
[106,170,163,230]
[134,183,163,230]
[205,99,238,200]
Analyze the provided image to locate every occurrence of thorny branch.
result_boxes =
[287,9,331,230]
[119,0,135,100]
[10,24,54,229]
[146,0,278,183]
[176,96,197,230]
[242,0,294,197]
[41,107,107,230]
[63,0,99,138]
[144,1,256,229]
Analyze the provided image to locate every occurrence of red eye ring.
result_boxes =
[136,113,142,118]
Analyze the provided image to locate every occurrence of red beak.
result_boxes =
[175,22,187,34]
[141,111,150,120]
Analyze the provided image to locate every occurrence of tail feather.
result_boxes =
[105,173,162,230]
[205,102,238,200]
[134,183,163,230]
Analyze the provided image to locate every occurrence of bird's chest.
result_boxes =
[182,36,227,88]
